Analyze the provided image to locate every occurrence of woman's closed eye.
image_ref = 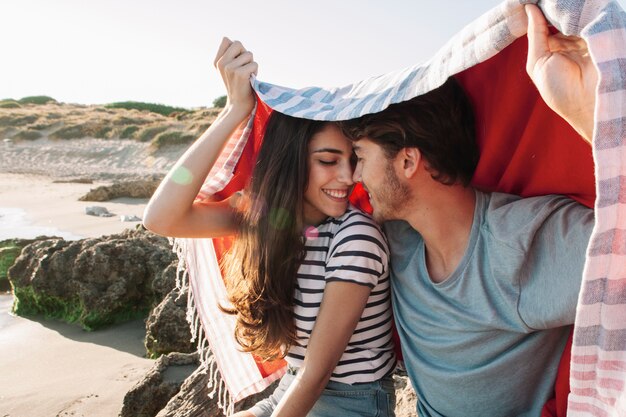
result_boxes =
[318,159,338,166]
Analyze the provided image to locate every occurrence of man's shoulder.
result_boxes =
[481,191,593,249]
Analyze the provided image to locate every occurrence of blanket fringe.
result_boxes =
[170,237,236,416]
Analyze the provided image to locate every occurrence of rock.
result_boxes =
[145,287,194,357]
[149,359,415,417]
[0,236,62,292]
[153,353,277,417]
[151,262,178,301]
[79,178,162,201]
[52,178,94,184]
[85,206,115,217]
[8,228,177,330]
[393,366,418,417]
[121,214,142,222]
[120,352,199,417]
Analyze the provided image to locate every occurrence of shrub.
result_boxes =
[112,116,151,126]
[0,100,21,109]
[120,125,140,139]
[51,122,114,139]
[14,129,43,140]
[18,96,57,105]
[137,125,170,142]
[151,130,195,149]
[105,101,187,117]
[51,125,87,139]
[191,122,212,135]
[213,95,227,108]
[0,114,39,127]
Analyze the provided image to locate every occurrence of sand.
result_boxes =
[0,172,158,417]
[0,295,153,417]
[0,173,148,240]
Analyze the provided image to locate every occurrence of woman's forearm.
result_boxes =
[143,105,249,236]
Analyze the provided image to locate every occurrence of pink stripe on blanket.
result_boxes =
[575,304,626,329]
[568,399,610,417]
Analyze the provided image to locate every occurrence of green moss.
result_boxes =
[0,100,21,109]
[18,96,57,105]
[151,130,195,149]
[12,285,151,331]
[0,245,20,292]
[137,125,170,142]
[105,101,187,117]
[12,286,84,324]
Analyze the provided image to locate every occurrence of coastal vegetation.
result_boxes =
[0,98,222,150]
[105,101,187,117]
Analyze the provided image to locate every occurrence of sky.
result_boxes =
[2,0,624,109]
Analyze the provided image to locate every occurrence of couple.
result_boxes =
[144,5,596,417]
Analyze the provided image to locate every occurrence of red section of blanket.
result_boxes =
[209,35,595,405]
[457,36,595,207]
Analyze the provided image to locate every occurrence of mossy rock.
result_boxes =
[12,285,150,330]
[0,245,21,292]
[0,238,51,292]
[7,230,176,331]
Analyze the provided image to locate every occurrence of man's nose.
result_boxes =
[352,162,362,183]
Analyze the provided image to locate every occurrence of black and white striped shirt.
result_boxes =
[286,206,396,383]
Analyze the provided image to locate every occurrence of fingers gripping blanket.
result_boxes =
[174,0,626,415]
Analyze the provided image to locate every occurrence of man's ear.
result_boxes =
[396,147,421,179]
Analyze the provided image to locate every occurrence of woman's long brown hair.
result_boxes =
[221,111,328,360]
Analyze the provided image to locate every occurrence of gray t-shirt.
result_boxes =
[385,191,594,417]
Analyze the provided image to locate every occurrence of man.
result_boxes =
[341,5,597,417]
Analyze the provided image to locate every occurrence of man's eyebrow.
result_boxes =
[312,148,344,154]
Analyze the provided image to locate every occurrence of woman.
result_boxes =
[143,38,396,417]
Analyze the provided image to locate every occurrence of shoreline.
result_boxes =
[0,172,148,240]
[0,172,156,416]
[0,293,154,417]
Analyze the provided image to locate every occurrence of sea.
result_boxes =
[0,207,83,241]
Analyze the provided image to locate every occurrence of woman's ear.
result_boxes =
[396,147,422,179]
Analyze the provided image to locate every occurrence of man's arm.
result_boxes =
[525,4,598,143]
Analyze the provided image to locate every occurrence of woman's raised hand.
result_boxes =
[214,37,258,119]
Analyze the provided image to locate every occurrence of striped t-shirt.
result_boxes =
[286,206,396,384]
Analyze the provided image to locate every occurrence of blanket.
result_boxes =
[175,0,626,415]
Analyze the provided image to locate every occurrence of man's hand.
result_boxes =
[525,4,598,143]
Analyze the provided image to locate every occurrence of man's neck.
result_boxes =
[405,185,477,283]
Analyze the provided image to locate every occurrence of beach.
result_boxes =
[0,172,157,416]
[0,173,148,240]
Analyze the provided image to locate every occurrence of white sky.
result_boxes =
[1,0,624,108]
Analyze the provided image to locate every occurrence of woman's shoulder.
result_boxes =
[335,205,380,229]
[329,206,387,247]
